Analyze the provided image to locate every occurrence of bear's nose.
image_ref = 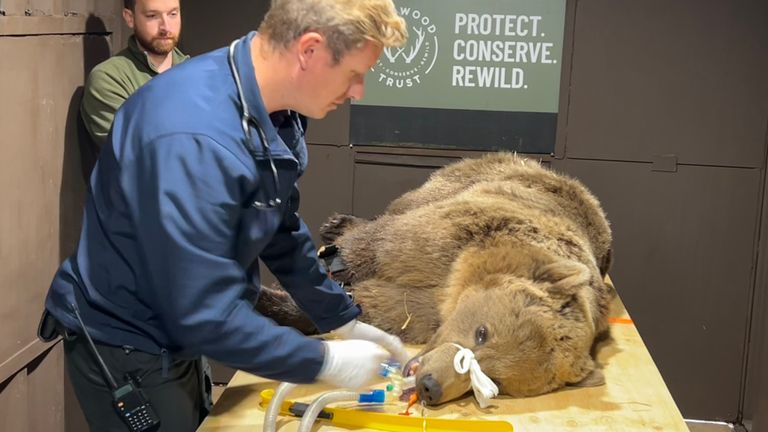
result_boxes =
[417,373,443,405]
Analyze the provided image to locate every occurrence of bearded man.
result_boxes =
[81,0,188,150]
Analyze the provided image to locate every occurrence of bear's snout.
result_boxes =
[417,373,443,405]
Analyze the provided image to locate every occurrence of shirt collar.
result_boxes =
[127,35,189,74]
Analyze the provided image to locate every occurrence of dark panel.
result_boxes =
[306,102,351,146]
[744,168,768,427]
[350,105,557,154]
[566,0,768,168]
[748,282,768,429]
[179,0,270,56]
[299,145,354,241]
[351,154,450,219]
[553,0,578,159]
[553,158,761,420]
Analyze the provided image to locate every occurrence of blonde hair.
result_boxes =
[259,0,407,63]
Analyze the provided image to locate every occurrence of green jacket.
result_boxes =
[81,36,188,149]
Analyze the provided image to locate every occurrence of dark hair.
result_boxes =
[124,0,135,10]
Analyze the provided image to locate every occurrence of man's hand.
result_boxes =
[317,340,389,389]
[332,320,410,366]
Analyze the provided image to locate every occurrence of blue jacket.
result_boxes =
[45,32,360,383]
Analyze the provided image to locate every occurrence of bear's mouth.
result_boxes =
[404,356,421,377]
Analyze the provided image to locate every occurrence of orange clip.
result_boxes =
[399,393,419,416]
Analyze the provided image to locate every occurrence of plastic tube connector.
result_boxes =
[358,389,386,403]
[380,361,403,397]
[379,361,401,378]
[380,361,416,401]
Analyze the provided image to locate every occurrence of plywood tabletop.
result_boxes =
[197,297,687,432]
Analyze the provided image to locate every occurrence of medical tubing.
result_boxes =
[263,382,297,432]
[297,390,359,432]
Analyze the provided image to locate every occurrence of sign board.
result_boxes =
[356,0,567,113]
[350,0,567,153]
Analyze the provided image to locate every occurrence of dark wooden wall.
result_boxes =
[0,1,127,430]
[3,0,765,430]
[553,0,767,424]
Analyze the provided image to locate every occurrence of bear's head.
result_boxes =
[409,258,606,406]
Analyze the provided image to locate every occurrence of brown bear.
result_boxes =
[258,152,615,406]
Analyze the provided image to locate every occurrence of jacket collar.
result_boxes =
[127,35,189,74]
[231,32,308,172]
[231,31,283,146]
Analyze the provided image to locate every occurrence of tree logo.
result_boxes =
[374,6,439,88]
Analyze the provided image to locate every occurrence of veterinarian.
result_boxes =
[38,1,409,430]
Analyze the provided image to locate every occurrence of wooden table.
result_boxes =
[198,297,688,431]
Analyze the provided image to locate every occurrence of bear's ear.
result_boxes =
[533,260,591,298]
[568,367,605,388]
[564,356,604,387]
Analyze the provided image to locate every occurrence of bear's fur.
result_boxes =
[259,153,615,406]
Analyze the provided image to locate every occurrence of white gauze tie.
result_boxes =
[451,343,499,408]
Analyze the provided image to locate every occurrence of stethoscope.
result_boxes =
[228,39,283,209]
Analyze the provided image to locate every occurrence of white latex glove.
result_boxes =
[317,340,389,389]
[332,320,410,366]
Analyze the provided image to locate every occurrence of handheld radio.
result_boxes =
[71,305,161,432]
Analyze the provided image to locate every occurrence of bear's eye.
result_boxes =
[559,299,575,314]
[475,325,489,345]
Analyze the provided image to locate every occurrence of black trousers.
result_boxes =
[64,335,209,432]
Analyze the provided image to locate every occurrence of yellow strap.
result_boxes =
[259,388,514,432]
